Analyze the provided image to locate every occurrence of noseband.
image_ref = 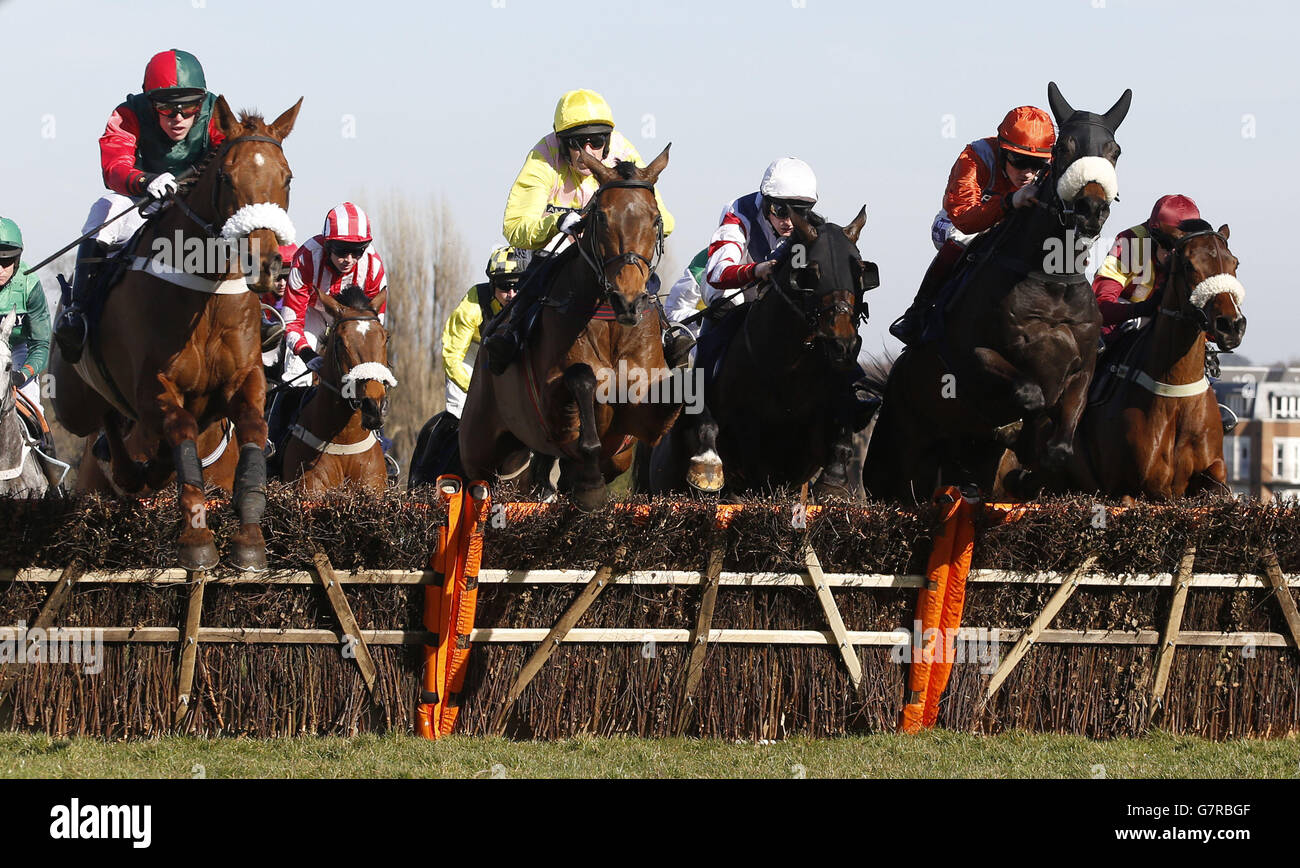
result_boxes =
[321,313,390,412]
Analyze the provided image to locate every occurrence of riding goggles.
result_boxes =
[563,133,610,151]
[0,250,20,266]
[768,199,811,219]
[153,100,203,119]
[492,279,520,294]
[327,241,370,258]
[1004,151,1050,171]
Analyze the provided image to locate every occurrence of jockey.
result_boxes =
[442,245,531,418]
[54,49,225,362]
[889,106,1056,345]
[702,157,817,312]
[1091,194,1239,434]
[260,242,297,355]
[661,248,710,366]
[0,218,50,415]
[266,203,388,454]
[1093,194,1201,340]
[483,88,675,374]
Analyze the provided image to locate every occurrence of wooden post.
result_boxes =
[312,550,379,694]
[976,554,1099,714]
[803,542,863,689]
[1151,544,1197,712]
[674,534,727,736]
[174,571,207,728]
[0,564,84,701]
[1260,549,1300,654]
[491,545,627,735]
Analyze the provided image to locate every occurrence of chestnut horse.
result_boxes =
[51,96,301,570]
[77,418,237,494]
[865,82,1130,503]
[1060,222,1246,500]
[654,208,871,498]
[459,147,679,509]
[280,285,394,494]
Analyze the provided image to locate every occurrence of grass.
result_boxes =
[1,730,1297,779]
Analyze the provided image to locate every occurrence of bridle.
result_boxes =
[172,134,287,239]
[319,312,391,414]
[574,178,665,312]
[1158,228,1241,333]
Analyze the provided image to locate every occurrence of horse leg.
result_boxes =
[1042,367,1089,471]
[227,365,269,572]
[562,363,607,511]
[152,377,218,570]
[101,412,148,495]
[681,404,724,494]
[970,347,1045,413]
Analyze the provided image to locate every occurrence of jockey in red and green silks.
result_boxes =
[54,48,226,362]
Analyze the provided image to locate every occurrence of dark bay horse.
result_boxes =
[281,286,394,494]
[51,96,301,570]
[653,208,871,498]
[459,147,679,509]
[1059,222,1245,500]
[77,418,237,494]
[865,82,1130,503]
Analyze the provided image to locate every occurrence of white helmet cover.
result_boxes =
[760,157,818,204]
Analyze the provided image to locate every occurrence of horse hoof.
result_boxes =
[570,485,608,512]
[230,543,269,574]
[686,456,724,493]
[179,541,219,572]
[1014,382,1046,413]
[812,479,854,502]
[1044,441,1073,470]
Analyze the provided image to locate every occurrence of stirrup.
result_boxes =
[55,311,88,362]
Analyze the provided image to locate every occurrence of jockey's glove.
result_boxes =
[1010,183,1039,209]
[299,347,325,373]
[144,172,179,200]
[10,369,27,389]
[558,212,583,236]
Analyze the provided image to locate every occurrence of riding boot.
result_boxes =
[53,238,109,364]
[260,317,285,352]
[663,323,696,369]
[482,278,544,376]
[889,241,963,346]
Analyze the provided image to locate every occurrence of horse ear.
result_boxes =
[320,291,345,322]
[578,149,618,186]
[1218,223,1230,240]
[270,97,303,141]
[789,208,818,245]
[843,205,867,244]
[640,143,671,185]
[212,95,239,139]
[368,288,387,315]
[1103,88,1133,131]
[1047,81,1074,125]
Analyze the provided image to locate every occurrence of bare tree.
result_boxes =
[368,192,469,469]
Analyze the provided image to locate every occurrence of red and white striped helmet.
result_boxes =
[322,202,373,243]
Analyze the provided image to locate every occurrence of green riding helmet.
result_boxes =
[0,216,23,255]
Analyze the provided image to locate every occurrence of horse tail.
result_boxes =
[858,349,896,401]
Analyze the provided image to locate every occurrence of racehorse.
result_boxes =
[76,418,237,494]
[1057,222,1245,500]
[0,312,50,495]
[459,147,679,510]
[654,208,871,498]
[50,96,301,570]
[865,82,1130,503]
[280,285,394,495]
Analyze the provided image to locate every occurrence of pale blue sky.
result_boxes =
[2,0,1297,361]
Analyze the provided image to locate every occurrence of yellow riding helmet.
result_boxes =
[553,89,615,135]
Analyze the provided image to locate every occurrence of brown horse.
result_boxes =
[865,82,1130,503]
[1058,222,1245,500]
[51,96,301,570]
[77,418,237,494]
[459,147,679,509]
[280,285,394,495]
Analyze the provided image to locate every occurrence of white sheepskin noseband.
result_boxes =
[1056,156,1118,203]
[1190,273,1246,310]
[220,202,296,245]
[342,362,397,388]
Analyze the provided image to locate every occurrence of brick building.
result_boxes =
[1213,364,1300,501]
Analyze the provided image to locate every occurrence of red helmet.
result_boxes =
[276,244,298,276]
[997,106,1056,157]
[322,202,373,243]
[1147,194,1201,232]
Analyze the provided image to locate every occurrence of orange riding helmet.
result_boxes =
[997,106,1056,157]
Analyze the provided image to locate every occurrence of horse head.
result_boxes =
[777,206,869,371]
[1046,81,1131,239]
[320,285,396,430]
[1167,221,1247,350]
[576,145,670,326]
[199,95,303,295]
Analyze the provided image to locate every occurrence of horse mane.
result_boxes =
[336,284,374,312]
[613,161,638,180]
[858,351,895,402]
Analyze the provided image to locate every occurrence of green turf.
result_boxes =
[1,730,1297,778]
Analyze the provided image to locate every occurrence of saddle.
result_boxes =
[1088,322,1152,410]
